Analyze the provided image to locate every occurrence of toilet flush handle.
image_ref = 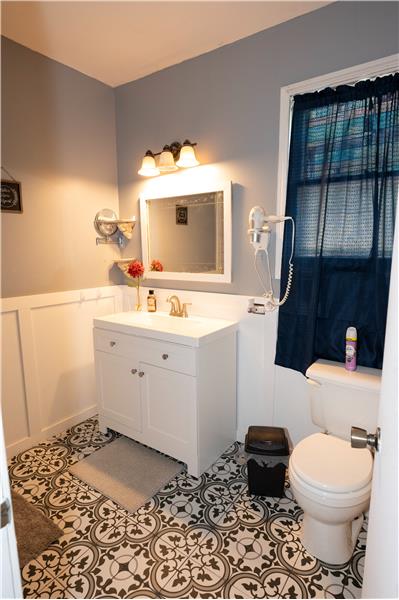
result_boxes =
[351,426,380,452]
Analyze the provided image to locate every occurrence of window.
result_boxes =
[293,96,398,259]
[275,71,398,375]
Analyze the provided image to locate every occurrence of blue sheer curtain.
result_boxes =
[275,73,398,375]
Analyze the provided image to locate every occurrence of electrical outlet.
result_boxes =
[248,298,266,314]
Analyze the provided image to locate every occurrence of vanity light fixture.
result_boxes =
[138,140,199,177]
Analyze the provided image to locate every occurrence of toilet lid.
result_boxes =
[290,433,373,493]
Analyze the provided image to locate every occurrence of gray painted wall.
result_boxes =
[115,1,399,295]
[2,3,398,298]
[1,37,119,298]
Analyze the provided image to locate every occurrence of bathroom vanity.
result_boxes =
[93,311,238,477]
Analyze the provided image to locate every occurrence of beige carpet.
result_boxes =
[12,491,63,567]
[69,437,183,513]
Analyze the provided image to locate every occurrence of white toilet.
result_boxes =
[288,359,381,565]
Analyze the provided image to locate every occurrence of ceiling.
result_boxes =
[2,1,330,87]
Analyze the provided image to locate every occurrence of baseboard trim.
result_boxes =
[41,405,98,436]
[6,405,97,459]
[236,428,247,444]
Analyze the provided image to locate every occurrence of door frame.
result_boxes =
[362,206,398,598]
[0,410,23,598]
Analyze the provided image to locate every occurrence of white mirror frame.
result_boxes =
[140,180,232,283]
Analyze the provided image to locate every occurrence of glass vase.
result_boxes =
[135,284,142,311]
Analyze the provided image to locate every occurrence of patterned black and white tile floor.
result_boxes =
[8,417,367,599]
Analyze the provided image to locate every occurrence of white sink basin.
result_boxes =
[93,311,238,346]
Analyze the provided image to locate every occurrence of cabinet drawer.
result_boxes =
[93,328,138,359]
[139,338,196,376]
[93,327,196,376]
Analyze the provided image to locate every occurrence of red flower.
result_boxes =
[150,259,164,272]
[127,260,145,279]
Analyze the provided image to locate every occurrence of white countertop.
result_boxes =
[93,311,238,347]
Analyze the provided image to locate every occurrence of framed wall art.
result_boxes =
[1,180,22,213]
[176,205,188,225]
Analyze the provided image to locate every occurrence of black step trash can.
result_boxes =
[244,426,290,497]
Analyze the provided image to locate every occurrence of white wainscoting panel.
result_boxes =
[1,283,317,458]
[1,310,29,449]
[1,286,123,457]
[31,297,116,432]
[273,365,320,446]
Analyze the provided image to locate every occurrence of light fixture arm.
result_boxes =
[152,140,198,159]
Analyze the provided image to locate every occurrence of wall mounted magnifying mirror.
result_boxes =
[140,181,232,283]
[94,208,136,247]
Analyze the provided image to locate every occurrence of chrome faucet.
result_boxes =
[166,295,191,318]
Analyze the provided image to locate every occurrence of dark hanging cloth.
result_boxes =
[275,73,399,375]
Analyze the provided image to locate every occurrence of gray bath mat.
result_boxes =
[11,491,63,567]
[69,436,182,513]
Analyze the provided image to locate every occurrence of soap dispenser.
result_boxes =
[147,290,157,312]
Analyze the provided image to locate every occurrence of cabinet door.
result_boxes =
[96,351,142,433]
[139,362,196,463]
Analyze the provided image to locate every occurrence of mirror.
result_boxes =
[140,181,231,282]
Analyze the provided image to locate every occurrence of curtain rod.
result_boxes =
[297,70,398,97]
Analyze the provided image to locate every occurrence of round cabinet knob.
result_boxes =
[138,371,145,378]
[162,354,169,360]
[131,368,137,375]
[109,341,116,347]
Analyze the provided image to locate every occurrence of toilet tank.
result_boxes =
[305,359,381,441]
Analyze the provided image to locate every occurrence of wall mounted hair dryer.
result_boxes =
[248,206,295,311]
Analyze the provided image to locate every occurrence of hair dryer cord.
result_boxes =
[275,261,293,306]
[253,217,294,310]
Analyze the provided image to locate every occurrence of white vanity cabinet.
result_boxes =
[93,312,237,477]
[95,350,143,435]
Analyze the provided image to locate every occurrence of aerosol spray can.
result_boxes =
[345,327,357,371]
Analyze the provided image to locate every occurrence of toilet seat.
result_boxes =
[289,461,372,508]
[290,433,373,494]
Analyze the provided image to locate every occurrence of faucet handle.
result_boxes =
[166,296,174,315]
[182,302,192,318]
